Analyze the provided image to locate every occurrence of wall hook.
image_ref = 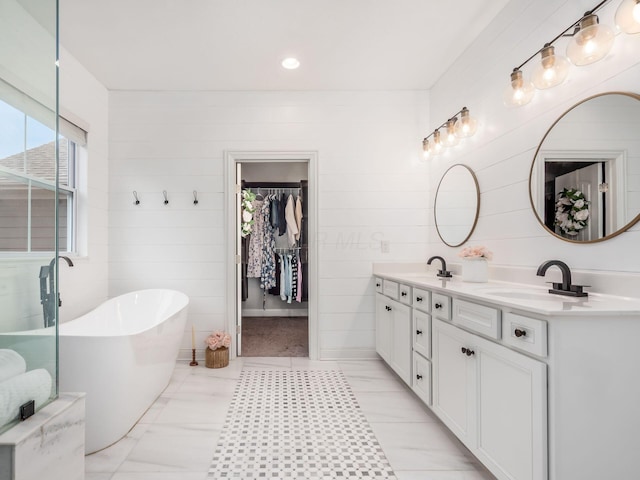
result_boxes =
[133,191,140,205]
[162,190,169,205]
[193,190,199,205]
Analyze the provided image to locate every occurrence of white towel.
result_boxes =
[0,349,27,383]
[0,369,53,428]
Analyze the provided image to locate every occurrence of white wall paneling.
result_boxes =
[427,0,640,281]
[109,91,429,360]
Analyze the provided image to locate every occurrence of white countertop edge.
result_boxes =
[374,271,640,316]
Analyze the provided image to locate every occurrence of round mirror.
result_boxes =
[529,92,640,243]
[434,164,480,247]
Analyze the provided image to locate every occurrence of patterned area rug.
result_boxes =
[208,370,397,479]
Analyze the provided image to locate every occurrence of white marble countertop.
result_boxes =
[374,271,640,316]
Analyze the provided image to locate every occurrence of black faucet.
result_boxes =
[40,256,74,327]
[427,256,452,278]
[536,260,588,297]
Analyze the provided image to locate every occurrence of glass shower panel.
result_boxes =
[0,0,59,434]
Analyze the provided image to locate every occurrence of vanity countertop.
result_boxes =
[375,271,640,316]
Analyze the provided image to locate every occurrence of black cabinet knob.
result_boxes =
[385,305,392,311]
[461,347,475,356]
[416,330,423,335]
[416,374,423,380]
[435,303,442,309]
[461,347,467,354]
[376,283,381,288]
[514,328,527,338]
[401,291,407,297]
[416,296,423,302]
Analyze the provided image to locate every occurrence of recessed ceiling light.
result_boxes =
[282,57,300,70]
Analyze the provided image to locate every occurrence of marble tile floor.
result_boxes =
[85,357,496,480]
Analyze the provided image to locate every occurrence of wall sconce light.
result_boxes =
[421,107,478,159]
[504,0,631,107]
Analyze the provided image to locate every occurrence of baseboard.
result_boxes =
[242,309,309,317]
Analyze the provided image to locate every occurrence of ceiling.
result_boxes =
[23,0,510,91]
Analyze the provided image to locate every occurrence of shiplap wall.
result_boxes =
[427,0,640,277]
[108,91,429,359]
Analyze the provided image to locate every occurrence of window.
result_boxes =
[0,80,86,253]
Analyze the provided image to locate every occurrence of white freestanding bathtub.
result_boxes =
[59,289,189,454]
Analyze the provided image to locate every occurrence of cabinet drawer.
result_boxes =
[431,292,451,320]
[412,352,432,405]
[413,288,431,312]
[453,298,501,339]
[503,312,547,357]
[413,310,431,358]
[383,280,399,299]
[399,284,412,305]
[374,277,383,293]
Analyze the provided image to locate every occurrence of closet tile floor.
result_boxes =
[84,358,496,480]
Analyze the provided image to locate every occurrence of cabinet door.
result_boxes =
[413,352,431,405]
[375,294,392,363]
[390,300,411,384]
[413,310,431,358]
[432,318,476,449]
[475,336,547,480]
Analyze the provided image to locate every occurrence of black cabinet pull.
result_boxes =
[416,296,423,302]
[385,305,392,312]
[376,283,381,288]
[461,347,475,356]
[401,291,407,297]
[416,374,423,380]
[514,328,527,338]
[416,330,423,335]
[435,302,442,309]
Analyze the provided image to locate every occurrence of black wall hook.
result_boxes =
[133,191,140,205]
[193,190,199,205]
[163,190,169,205]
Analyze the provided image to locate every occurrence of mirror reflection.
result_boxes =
[434,164,480,247]
[529,92,640,242]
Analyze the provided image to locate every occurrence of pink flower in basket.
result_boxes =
[205,331,231,350]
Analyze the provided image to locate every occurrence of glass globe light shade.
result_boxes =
[566,14,615,66]
[430,130,444,155]
[615,0,640,34]
[503,69,535,107]
[532,45,570,89]
[443,118,459,147]
[422,138,430,160]
[454,107,478,138]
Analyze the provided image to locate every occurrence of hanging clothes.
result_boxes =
[246,199,264,278]
[294,195,303,242]
[259,196,277,290]
[291,254,298,301]
[295,251,303,303]
[285,194,299,247]
[278,193,287,236]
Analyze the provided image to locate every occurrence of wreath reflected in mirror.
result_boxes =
[554,187,589,236]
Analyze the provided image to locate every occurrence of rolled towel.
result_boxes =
[0,349,27,383]
[0,369,53,429]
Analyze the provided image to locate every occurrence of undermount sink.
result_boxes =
[476,288,566,301]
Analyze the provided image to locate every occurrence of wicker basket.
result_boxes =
[205,346,229,368]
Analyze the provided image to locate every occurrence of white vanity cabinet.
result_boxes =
[433,318,547,480]
[374,271,640,480]
[375,279,411,384]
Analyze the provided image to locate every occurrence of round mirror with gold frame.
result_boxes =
[529,92,640,243]
[434,164,480,247]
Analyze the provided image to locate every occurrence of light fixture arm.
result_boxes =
[511,0,611,73]
[422,107,468,142]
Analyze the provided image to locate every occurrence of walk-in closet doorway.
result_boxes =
[225,152,318,360]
